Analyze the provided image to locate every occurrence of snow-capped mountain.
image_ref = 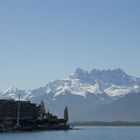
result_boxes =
[0,86,31,101]
[41,68,140,98]
[1,68,140,121]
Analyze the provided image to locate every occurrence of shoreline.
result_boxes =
[70,121,140,127]
[0,125,72,133]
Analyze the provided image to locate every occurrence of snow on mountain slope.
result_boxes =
[0,86,31,100]
[0,68,140,101]
[46,78,102,98]
[104,85,139,97]
[42,68,140,98]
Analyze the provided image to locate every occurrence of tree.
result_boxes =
[40,100,46,115]
[64,106,69,122]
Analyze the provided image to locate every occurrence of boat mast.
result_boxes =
[16,93,20,126]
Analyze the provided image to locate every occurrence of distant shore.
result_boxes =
[70,121,140,126]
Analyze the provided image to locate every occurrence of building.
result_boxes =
[0,99,39,125]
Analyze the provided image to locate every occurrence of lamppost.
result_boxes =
[16,93,20,126]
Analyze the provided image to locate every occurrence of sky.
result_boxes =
[0,0,140,90]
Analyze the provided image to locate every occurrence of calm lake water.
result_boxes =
[0,126,140,140]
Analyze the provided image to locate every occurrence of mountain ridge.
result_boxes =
[1,68,140,121]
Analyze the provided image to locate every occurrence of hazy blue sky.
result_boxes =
[0,0,140,90]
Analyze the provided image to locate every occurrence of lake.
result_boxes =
[0,126,140,140]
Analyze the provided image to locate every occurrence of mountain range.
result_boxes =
[1,68,140,121]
